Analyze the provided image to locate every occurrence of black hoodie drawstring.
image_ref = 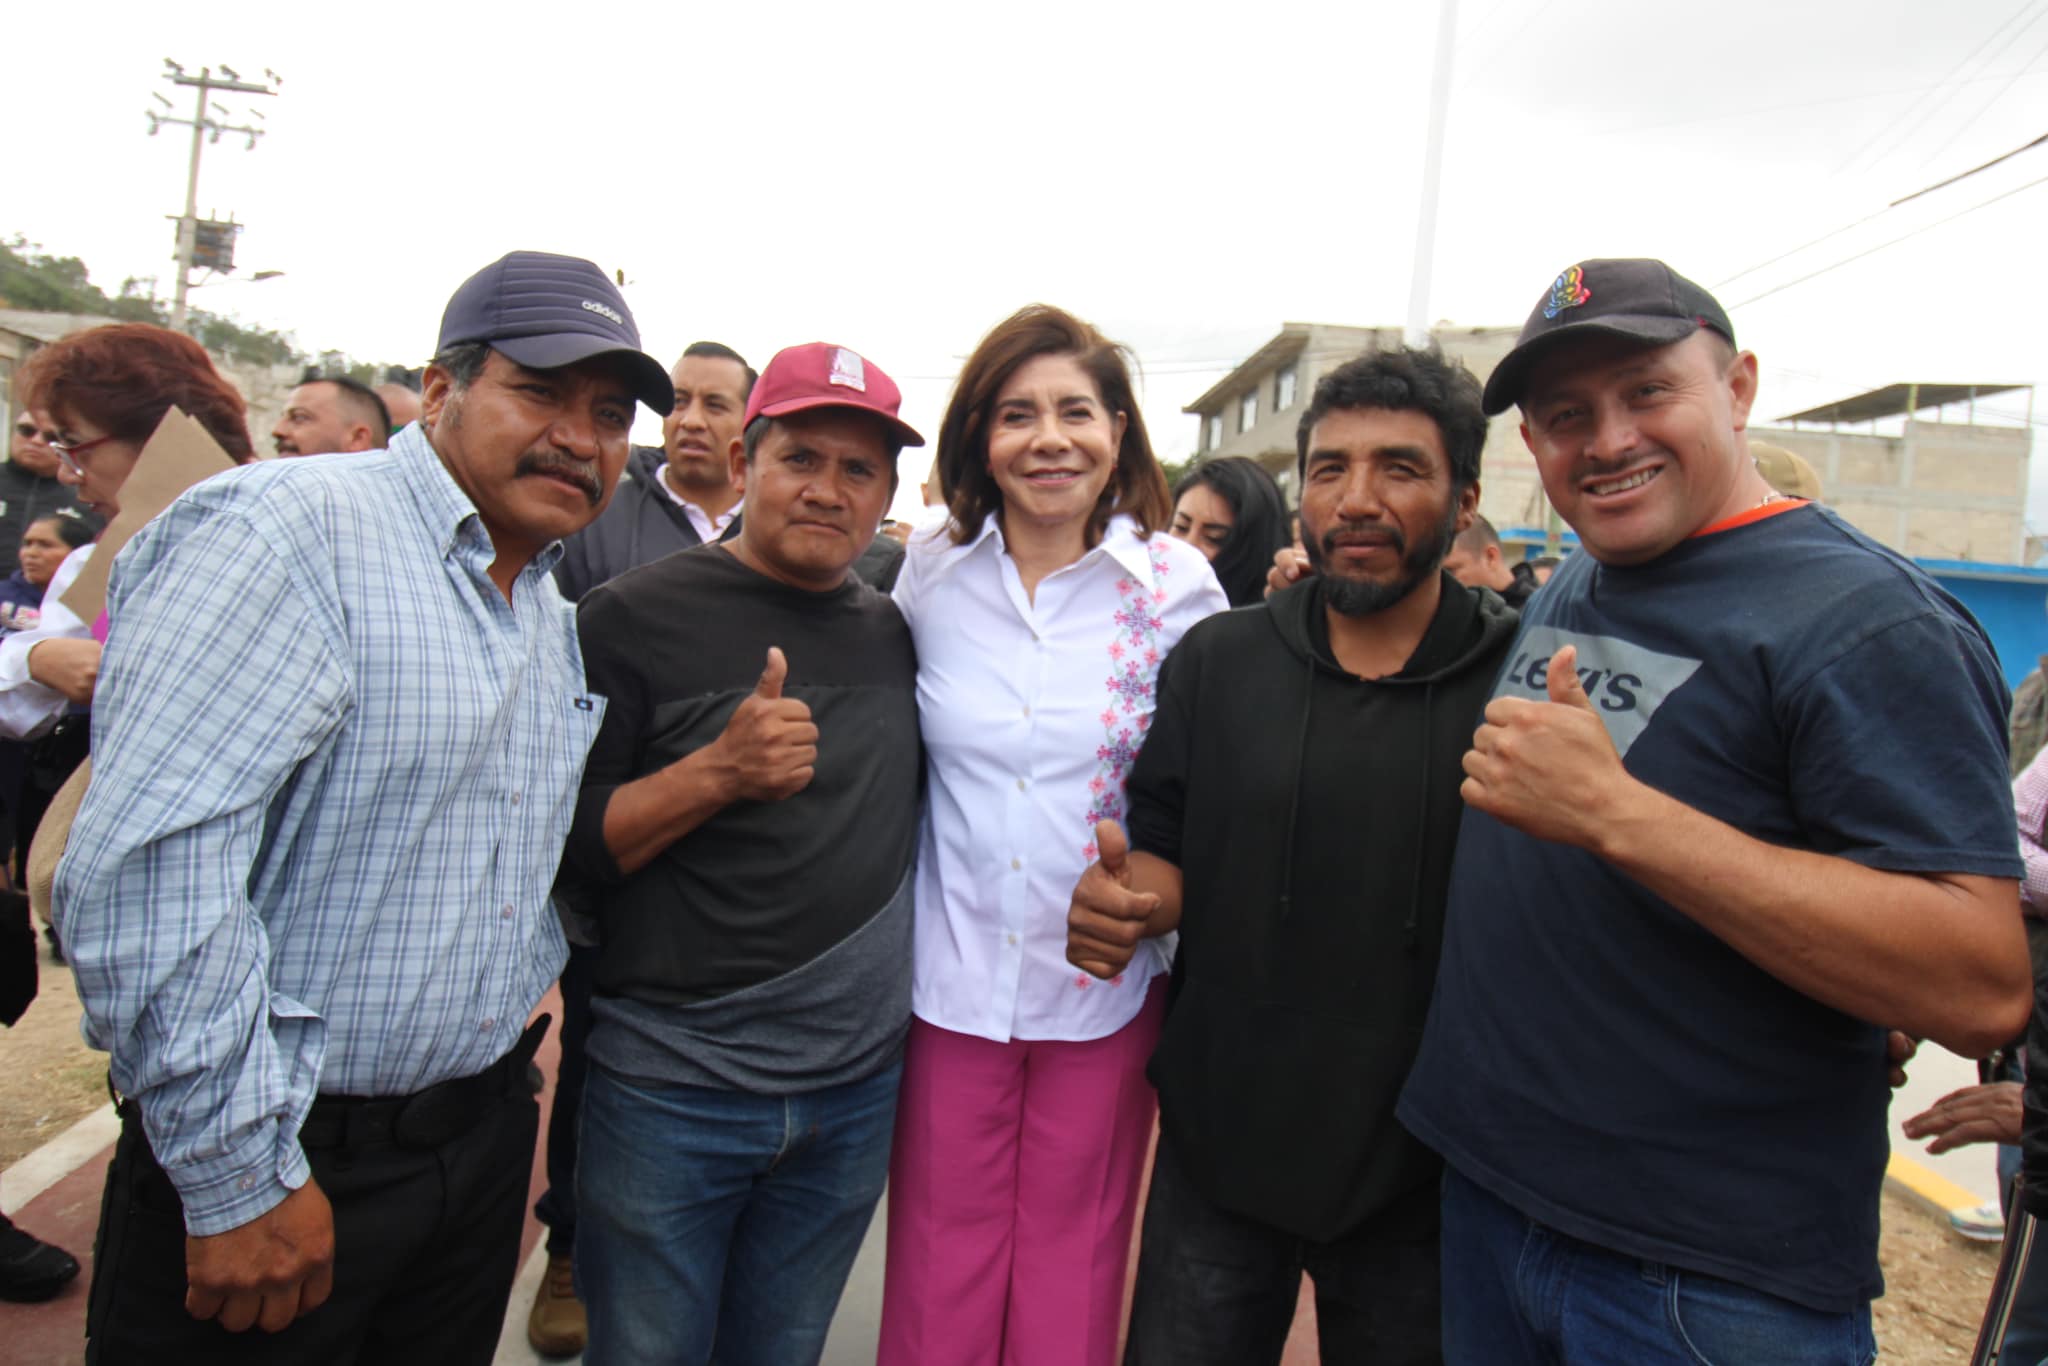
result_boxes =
[1402,682,1434,952]
[1277,645,1316,919]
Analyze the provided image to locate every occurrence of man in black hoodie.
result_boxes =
[1067,347,1516,1364]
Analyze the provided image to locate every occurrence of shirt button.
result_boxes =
[1011,857,1022,871]
[1016,778,1028,792]
[509,791,523,806]
[1007,933,1018,946]
[480,1018,496,1033]
[1022,705,1031,718]
[237,1175,255,1192]
[500,903,515,919]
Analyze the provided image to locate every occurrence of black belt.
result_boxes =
[298,1013,550,1152]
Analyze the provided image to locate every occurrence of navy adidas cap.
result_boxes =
[1481,259,1735,416]
[437,251,673,416]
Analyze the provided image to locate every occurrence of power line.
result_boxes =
[1893,129,2048,205]
[1715,128,2048,289]
[1834,0,2040,175]
[1728,171,2048,309]
[1587,67,2048,139]
[1919,24,2048,167]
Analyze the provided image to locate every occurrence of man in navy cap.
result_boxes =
[60,250,670,1365]
[561,342,923,1366]
[1395,259,2030,1363]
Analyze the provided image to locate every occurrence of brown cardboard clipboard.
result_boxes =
[60,406,235,625]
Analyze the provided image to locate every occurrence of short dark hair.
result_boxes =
[431,342,493,389]
[1454,511,1501,554]
[681,341,757,396]
[306,376,392,445]
[938,304,1171,547]
[1296,346,1486,489]
[1173,456,1291,608]
[30,511,95,551]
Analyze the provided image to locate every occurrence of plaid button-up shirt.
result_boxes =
[57,424,604,1234]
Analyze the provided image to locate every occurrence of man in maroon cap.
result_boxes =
[558,343,924,1366]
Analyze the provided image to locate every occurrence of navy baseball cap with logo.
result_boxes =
[1481,258,1736,416]
[437,251,674,416]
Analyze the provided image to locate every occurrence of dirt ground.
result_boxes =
[0,950,2011,1361]
[0,954,106,1171]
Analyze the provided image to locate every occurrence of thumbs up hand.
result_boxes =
[1459,644,1632,850]
[712,647,819,802]
[1067,819,1164,981]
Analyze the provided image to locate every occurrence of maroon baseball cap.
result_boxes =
[744,343,925,448]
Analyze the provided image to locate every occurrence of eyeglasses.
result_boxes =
[12,421,38,440]
[47,433,119,478]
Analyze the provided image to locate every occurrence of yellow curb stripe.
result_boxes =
[1887,1149,1993,1215]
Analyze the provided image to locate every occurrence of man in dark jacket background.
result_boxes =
[1067,347,1515,1364]
[553,341,754,604]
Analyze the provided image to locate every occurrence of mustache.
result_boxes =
[514,451,601,506]
[1319,520,1406,557]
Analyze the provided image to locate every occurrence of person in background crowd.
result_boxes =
[1904,730,2048,1364]
[565,342,923,1366]
[1168,456,1291,607]
[375,382,424,431]
[0,513,94,632]
[1397,258,2028,1365]
[0,407,95,578]
[1441,512,1536,608]
[554,341,754,603]
[58,252,670,1366]
[528,337,758,1358]
[1069,347,1517,1364]
[271,377,392,457]
[1750,440,1825,502]
[877,305,1227,1366]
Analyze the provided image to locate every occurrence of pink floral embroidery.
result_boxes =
[1082,539,1175,863]
[1074,973,1092,990]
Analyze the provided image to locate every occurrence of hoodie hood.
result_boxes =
[1266,569,1520,685]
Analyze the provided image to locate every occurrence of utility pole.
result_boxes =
[147,60,279,331]
[1404,0,1458,348]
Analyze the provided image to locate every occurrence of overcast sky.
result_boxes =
[11,0,2048,525]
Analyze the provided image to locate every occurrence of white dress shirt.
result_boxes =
[894,513,1227,1043]
[0,543,94,739]
[651,462,738,544]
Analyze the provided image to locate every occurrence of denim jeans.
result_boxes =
[575,1058,900,1366]
[1440,1166,1876,1366]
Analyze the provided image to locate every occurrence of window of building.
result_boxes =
[1204,413,1223,452]
[1239,390,1259,433]
[1275,364,1298,412]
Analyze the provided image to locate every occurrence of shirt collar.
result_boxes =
[388,423,568,577]
[951,511,1154,584]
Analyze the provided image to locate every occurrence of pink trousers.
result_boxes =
[878,976,1167,1366]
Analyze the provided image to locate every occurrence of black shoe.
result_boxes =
[0,1217,80,1302]
[42,925,63,965]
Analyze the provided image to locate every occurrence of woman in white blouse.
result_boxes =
[879,306,1228,1365]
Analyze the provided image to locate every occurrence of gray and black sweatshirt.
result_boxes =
[561,544,922,1094]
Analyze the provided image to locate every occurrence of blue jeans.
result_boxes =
[576,1059,900,1366]
[1440,1166,1876,1365]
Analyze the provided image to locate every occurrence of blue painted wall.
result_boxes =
[1920,565,2048,690]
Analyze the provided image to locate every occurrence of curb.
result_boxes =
[1,1103,117,1216]
[1887,1149,1995,1222]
